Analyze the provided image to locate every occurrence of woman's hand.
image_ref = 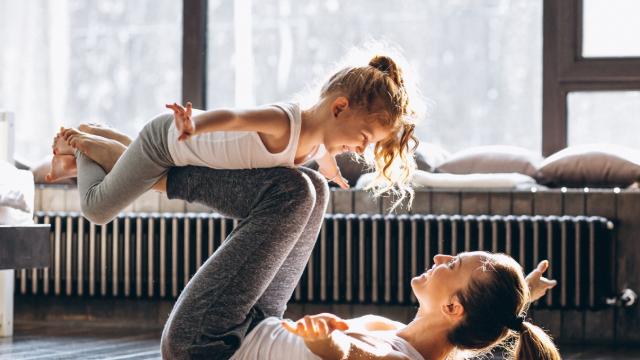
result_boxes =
[526,260,558,302]
[166,102,195,141]
[282,313,349,343]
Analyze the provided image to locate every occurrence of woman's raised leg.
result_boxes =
[160,166,318,360]
[253,167,330,318]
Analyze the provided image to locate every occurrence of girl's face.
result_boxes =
[324,98,394,156]
[411,252,488,311]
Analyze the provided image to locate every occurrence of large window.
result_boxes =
[207,0,543,154]
[543,0,640,155]
[567,91,640,147]
[582,0,640,58]
[0,0,182,164]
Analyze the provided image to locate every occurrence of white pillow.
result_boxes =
[411,170,538,189]
[0,207,34,225]
[0,161,35,213]
[355,170,541,190]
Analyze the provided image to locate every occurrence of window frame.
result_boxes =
[543,0,640,156]
[182,0,208,109]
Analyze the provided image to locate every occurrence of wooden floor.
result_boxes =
[0,322,161,359]
[0,321,638,359]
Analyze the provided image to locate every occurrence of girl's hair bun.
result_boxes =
[369,55,403,87]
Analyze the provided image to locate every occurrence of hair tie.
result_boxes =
[506,314,526,332]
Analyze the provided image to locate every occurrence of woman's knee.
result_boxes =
[160,319,188,360]
[269,168,318,213]
[298,168,330,210]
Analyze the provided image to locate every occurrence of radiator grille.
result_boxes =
[20,212,614,309]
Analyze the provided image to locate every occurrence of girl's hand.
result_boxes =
[166,102,195,141]
[281,313,349,343]
[320,167,350,189]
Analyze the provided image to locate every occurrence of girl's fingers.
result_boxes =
[183,118,193,130]
[318,319,329,337]
[281,321,298,335]
[329,318,348,331]
[297,321,307,337]
[336,177,350,189]
[304,316,316,337]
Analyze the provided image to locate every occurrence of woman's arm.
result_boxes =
[283,314,410,360]
[345,315,405,332]
[526,260,557,302]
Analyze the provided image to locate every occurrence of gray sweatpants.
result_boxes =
[75,112,174,225]
[160,165,329,359]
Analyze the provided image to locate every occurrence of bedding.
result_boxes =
[0,161,34,214]
[355,170,539,190]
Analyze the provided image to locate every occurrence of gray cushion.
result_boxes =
[306,146,433,187]
[436,145,541,178]
[414,142,450,172]
[537,144,640,188]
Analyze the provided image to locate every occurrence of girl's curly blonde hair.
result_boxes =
[320,55,419,211]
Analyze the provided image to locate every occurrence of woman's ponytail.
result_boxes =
[515,322,562,360]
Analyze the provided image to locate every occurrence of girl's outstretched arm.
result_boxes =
[166,102,289,141]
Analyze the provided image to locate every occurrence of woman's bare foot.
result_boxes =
[78,123,133,146]
[52,128,75,155]
[66,131,128,173]
[45,155,78,182]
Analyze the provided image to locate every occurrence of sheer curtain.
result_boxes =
[0,0,182,164]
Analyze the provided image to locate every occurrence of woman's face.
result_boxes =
[411,251,489,309]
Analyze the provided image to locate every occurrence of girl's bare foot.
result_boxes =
[45,155,78,182]
[66,131,127,173]
[78,123,133,146]
[52,128,75,155]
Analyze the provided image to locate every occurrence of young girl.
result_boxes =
[51,55,417,225]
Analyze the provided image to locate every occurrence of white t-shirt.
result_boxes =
[230,317,425,360]
[166,102,324,169]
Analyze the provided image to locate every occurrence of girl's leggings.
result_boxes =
[75,112,175,225]
[159,165,329,359]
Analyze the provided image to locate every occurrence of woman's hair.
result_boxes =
[448,253,561,360]
[319,55,419,211]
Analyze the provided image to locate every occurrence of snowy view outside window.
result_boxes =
[568,91,640,147]
[0,0,181,164]
[1,0,547,162]
[207,0,543,154]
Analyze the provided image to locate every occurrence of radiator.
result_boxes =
[20,212,614,309]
